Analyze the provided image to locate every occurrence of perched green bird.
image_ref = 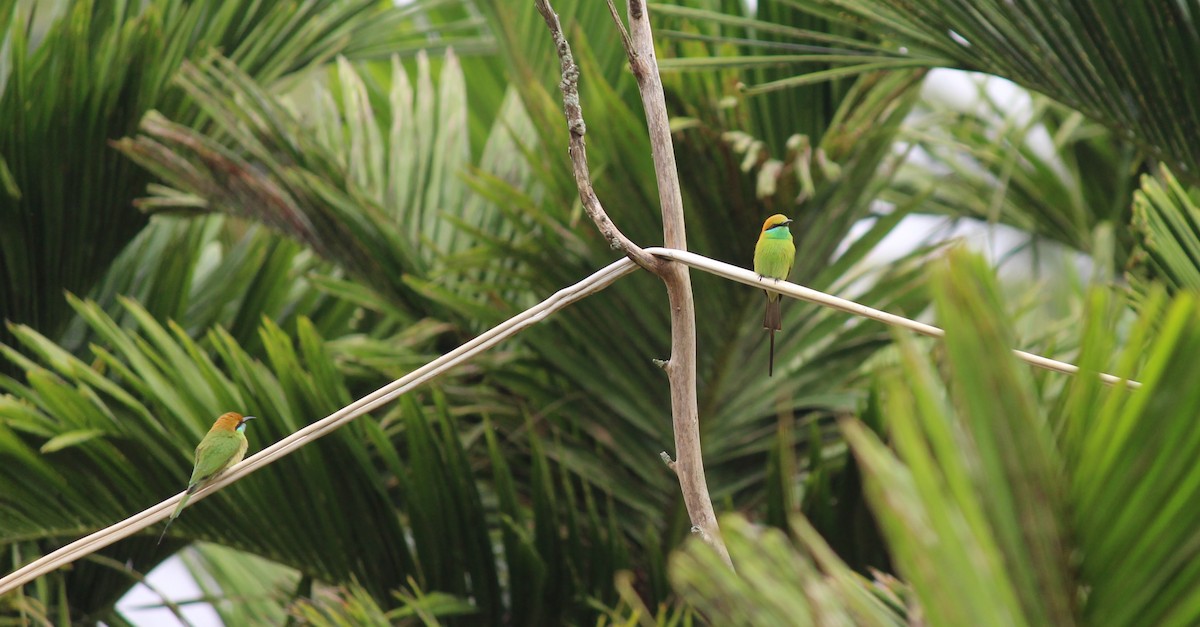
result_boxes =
[157,412,256,545]
[753,214,796,377]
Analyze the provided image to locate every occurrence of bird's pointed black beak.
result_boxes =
[782,219,793,225]
[240,416,257,426]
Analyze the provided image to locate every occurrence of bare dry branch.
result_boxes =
[533,0,661,272]
[620,0,731,567]
[605,0,634,56]
[534,0,731,565]
[660,451,679,474]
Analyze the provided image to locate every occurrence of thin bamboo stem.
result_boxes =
[0,249,1140,593]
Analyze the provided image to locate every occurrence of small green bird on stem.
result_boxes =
[157,412,256,545]
[753,214,796,377]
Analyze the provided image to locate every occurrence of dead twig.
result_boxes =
[533,0,660,273]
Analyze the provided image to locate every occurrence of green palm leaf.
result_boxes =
[844,250,1200,625]
[1130,165,1200,297]
[889,86,1142,267]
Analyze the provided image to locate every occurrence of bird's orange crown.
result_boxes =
[760,214,792,233]
[212,412,245,431]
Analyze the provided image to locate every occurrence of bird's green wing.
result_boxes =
[187,431,245,490]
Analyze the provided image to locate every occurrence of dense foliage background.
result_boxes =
[2,0,1200,624]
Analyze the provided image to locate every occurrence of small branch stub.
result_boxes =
[605,0,634,58]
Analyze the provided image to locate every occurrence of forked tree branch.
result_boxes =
[534,0,660,273]
[619,0,732,566]
[533,0,731,565]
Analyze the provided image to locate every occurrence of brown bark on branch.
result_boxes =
[620,0,731,568]
[533,0,732,566]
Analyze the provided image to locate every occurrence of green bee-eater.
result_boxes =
[753,214,795,377]
[157,412,256,545]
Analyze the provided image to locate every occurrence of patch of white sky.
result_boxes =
[116,552,221,627]
[838,68,1091,285]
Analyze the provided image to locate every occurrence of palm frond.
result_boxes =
[669,514,905,625]
[1130,165,1200,297]
[287,580,476,626]
[178,544,300,626]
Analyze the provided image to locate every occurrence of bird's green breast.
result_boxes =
[754,237,795,280]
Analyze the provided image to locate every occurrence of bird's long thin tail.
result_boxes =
[763,295,782,331]
[764,293,781,377]
[156,492,191,546]
[769,329,775,377]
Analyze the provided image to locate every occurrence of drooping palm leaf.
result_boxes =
[286,580,476,626]
[669,514,905,626]
[67,214,359,357]
[115,51,516,328]
[178,543,300,626]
